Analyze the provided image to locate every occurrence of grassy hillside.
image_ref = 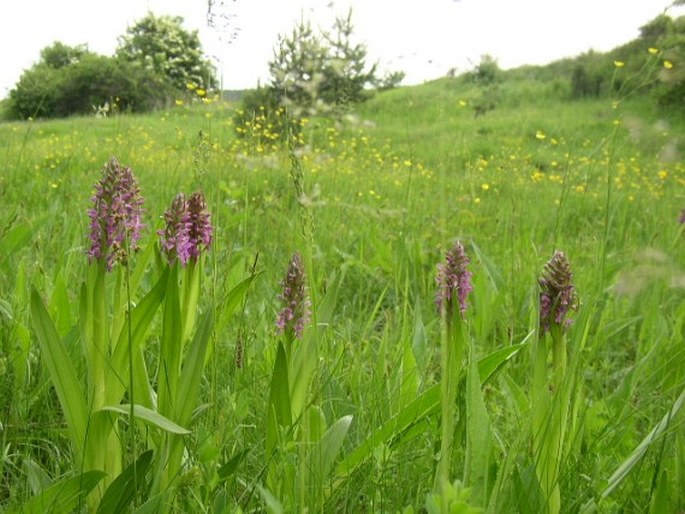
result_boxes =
[1,73,684,512]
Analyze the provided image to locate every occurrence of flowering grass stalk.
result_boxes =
[434,241,472,498]
[532,250,578,514]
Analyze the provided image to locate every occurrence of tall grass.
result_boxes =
[0,74,684,512]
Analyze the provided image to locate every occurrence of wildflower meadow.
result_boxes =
[1,65,684,513]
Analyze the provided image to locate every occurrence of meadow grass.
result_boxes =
[0,76,684,512]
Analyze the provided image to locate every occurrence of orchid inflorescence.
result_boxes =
[538,250,578,334]
[276,251,311,339]
[435,241,473,318]
[87,157,144,271]
[158,191,213,266]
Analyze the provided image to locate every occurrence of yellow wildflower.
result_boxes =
[663,60,674,70]
[535,130,546,140]
[648,47,659,55]
[614,60,625,68]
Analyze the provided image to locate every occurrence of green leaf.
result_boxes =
[30,289,88,457]
[477,337,529,384]
[465,354,491,507]
[256,483,284,514]
[99,404,190,435]
[601,387,685,500]
[97,450,153,514]
[217,449,249,483]
[110,267,168,405]
[159,265,182,415]
[14,470,105,514]
[216,270,263,331]
[336,383,440,479]
[317,415,353,480]
[177,309,214,425]
[267,342,292,455]
[131,493,168,514]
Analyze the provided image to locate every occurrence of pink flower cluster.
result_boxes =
[538,250,578,334]
[276,252,311,339]
[158,191,213,266]
[435,241,472,318]
[87,158,144,271]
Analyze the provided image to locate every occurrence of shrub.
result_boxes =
[7,51,174,119]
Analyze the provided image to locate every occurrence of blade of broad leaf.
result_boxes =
[217,271,263,331]
[49,272,73,337]
[256,483,284,514]
[316,269,344,325]
[131,492,168,514]
[109,267,168,406]
[267,341,292,455]
[112,267,169,375]
[99,404,190,435]
[336,383,440,479]
[159,265,182,414]
[30,289,88,456]
[601,387,685,499]
[513,464,546,514]
[318,415,353,480]
[96,450,153,514]
[14,470,105,514]
[469,240,504,292]
[217,449,249,483]
[0,223,34,269]
[289,329,316,420]
[400,336,419,409]
[477,337,530,384]
[127,239,156,301]
[177,310,214,425]
[466,354,491,507]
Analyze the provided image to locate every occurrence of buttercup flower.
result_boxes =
[159,191,213,266]
[538,251,578,334]
[276,252,311,339]
[435,241,472,318]
[87,158,144,271]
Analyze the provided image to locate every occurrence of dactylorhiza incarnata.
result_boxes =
[158,191,213,266]
[538,250,578,334]
[87,157,144,271]
[435,241,473,318]
[276,252,311,340]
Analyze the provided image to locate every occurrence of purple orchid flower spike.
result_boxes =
[276,251,311,339]
[87,157,144,271]
[538,250,578,334]
[435,241,473,319]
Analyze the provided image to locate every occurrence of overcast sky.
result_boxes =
[0,0,681,98]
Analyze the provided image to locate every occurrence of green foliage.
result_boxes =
[39,41,89,69]
[652,15,685,112]
[7,43,174,120]
[232,86,300,145]
[269,9,378,117]
[116,13,216,92]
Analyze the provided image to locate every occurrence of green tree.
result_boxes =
[117,13,216,92]
[268,9,378,117]
[40,41,90,69]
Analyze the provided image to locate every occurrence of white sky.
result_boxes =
[0,0,681,99]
